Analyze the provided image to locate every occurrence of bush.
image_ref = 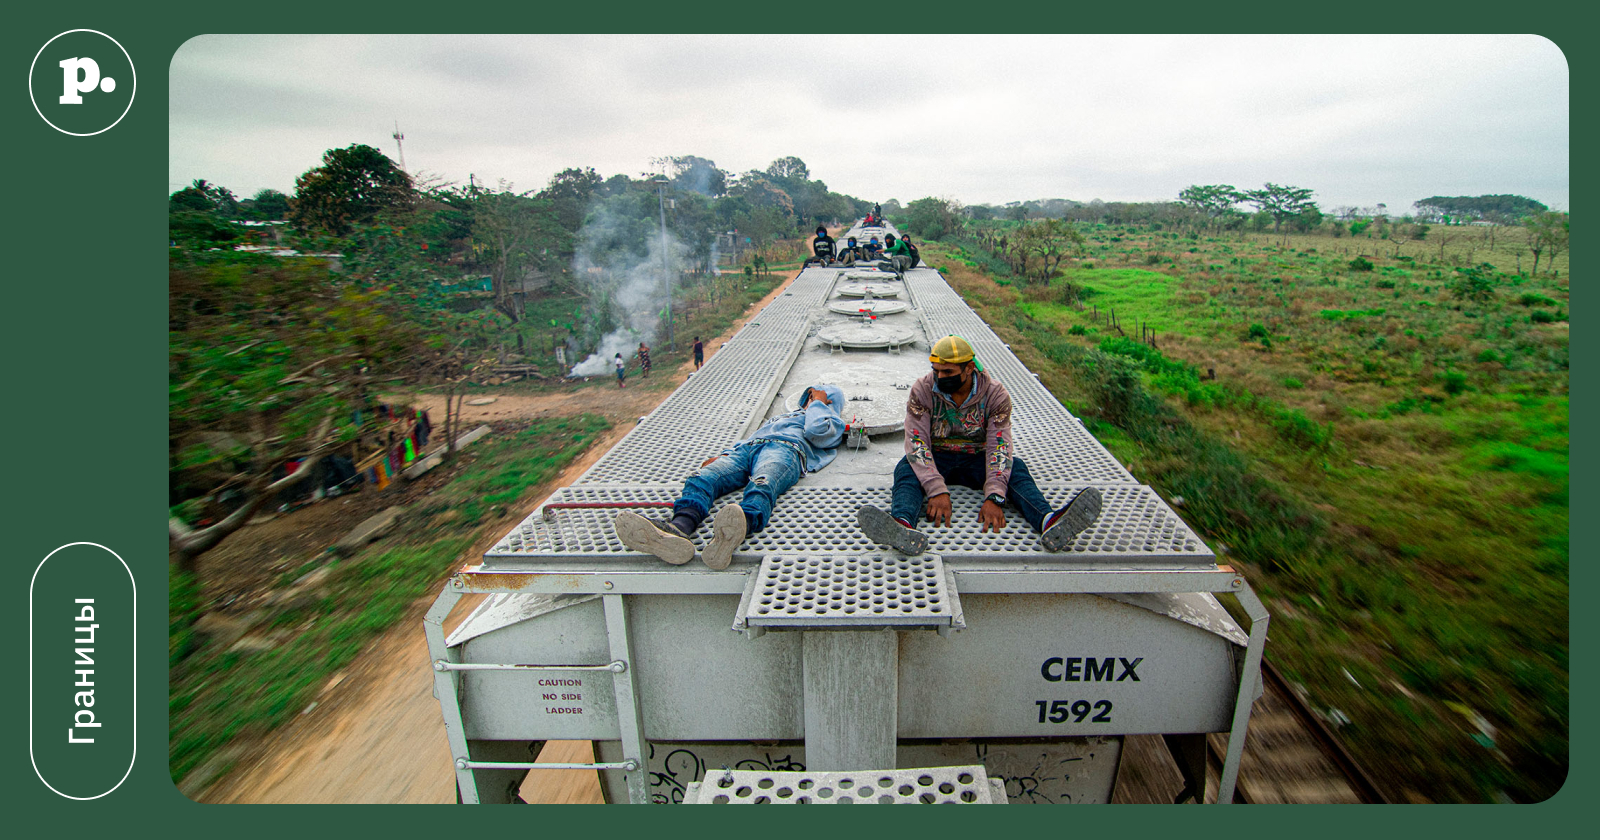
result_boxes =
[1349,256,1375,271]
[1530,309,1560,324]
[1519,293,1555,307]
[1067,324,1088,336]
[1247,323,1269,340]
[1440,370,1469,395]
[1283,377,1304,389]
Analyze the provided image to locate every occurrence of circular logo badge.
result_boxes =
[29,30,137,137]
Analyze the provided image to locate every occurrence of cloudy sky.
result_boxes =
[169,34,1569,214]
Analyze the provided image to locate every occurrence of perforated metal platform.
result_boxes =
[682,765,1005,804]
[495,263,1203,568]
[734,553,963,630]
[490,484,1211,566]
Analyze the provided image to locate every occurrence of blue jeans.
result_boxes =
[675,439,805,533]
[890,452,1053,532]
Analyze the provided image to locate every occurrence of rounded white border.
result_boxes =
[29,29,138,137]
[29,542,137,800]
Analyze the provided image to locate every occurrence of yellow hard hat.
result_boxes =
[929,335,975,365]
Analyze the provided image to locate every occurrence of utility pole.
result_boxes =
[657,177,674,349]
[392,122,407,172]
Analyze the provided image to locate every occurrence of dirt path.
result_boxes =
[198,274,798,804]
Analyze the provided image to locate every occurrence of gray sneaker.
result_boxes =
[856,504,929,555]
[701,504,747,570]
[1041,487,1103,552]
[614,511,694,565]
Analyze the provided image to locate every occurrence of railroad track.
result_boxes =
[1198,657,1388,804]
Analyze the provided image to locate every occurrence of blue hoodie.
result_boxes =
[732,383,847,472]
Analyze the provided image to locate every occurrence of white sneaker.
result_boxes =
[614,511,694,565]
[702,504,747,570]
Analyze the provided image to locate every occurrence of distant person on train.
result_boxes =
[856,335,1102,555]
[899,234,921,268]
[614,384,847,570]
[874,202,883,219]
[836,236,864,266]
[810,225,836,266]
[883,234,913,273]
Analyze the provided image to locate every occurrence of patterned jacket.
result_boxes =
[903,370,1013,499]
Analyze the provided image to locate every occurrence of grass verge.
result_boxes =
[169,413,611,788]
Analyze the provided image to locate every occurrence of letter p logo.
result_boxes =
[30,31,136,136]
[59,57,115,104]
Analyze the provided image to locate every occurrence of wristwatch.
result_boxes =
[986,493,1006,505]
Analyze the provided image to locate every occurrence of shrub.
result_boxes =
[1519,293,1555,307]
[1247,323,1269,340]
[1067,324,1088,336]
[1530,309,1559,324]
[1283,377,1304,389]
[1440,370,1469,395]
[1349,256,1375,272]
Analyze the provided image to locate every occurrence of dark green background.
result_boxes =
[4,3,1583,835]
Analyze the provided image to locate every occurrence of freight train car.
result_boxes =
[426,218,1268,804]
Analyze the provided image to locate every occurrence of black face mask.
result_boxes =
[936,374,965,394]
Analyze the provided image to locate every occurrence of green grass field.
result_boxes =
[927,223,1567,803]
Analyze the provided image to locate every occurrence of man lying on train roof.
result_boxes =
[857,335,1102,554]
[615,383,847,570]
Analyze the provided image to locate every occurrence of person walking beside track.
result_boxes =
[693,336,704,369]
[636,342,651,377]
[614,353,626,388]
[857,335,1102,554]
[615,384,846,570]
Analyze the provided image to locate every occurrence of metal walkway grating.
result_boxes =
[682,765,1006,804]
[736,553,962,629]
[489,484,1211,564]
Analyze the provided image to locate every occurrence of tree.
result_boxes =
[904,196,964,240]
[169,179,241,248]
[1018,219,1085,285]
[1525,211,1569,276]
[468,184,564,324]
[667,156,727,197]
[1242,183,1317,235]
[765,156,810,183]
[248,188,290,220]
[1177,184,1244,230]
[539,167,605,232]
[170,179,239,216]
[290,144,415,236]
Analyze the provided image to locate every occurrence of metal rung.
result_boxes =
[433,660,626,673]
[682,765,1006,804]
[455,758,638,772]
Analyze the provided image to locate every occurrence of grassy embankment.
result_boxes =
[923,223,1567,803]
[169,414,610,788]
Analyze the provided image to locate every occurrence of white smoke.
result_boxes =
[568,202,690,377]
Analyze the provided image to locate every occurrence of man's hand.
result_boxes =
[806,387,831,406]
[925,493,953,527]
[979,499,1007,533]
[700,455,720,467]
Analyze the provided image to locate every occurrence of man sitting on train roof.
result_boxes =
[857,336,1102,555]
[899,233,921,268]
[615,383,847,570]
[864,236,883,259]
[835,236,864,267]
[807,225,836,267]
[882,233,913,274]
